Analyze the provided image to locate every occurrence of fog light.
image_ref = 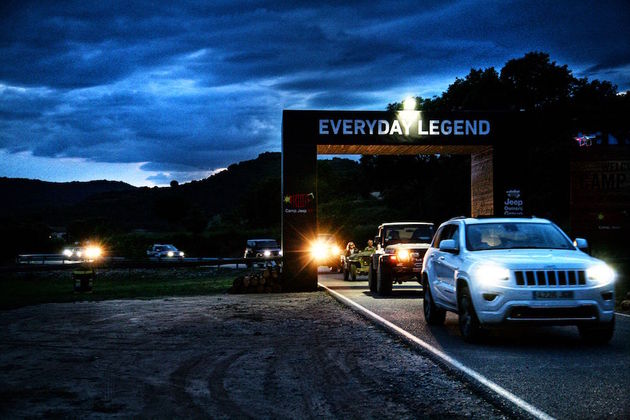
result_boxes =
[483,293,498,302]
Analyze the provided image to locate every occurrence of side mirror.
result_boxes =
[574,238,589,254]
[439,239,459,253]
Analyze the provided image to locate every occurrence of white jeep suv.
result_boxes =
[422,217,616,343]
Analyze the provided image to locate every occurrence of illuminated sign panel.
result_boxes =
[319,114,490,137]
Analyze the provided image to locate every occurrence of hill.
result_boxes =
[0,177,136,219]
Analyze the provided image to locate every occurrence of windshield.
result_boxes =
[254,240,279,248]
[384,225,434,245]
[465,223,574,251]
[158,245,177,251]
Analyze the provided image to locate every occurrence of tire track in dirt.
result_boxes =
[168,355,207,417]
[207,351,252,419]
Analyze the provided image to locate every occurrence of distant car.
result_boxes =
[422,217,616,343]
[62,246,84,260]
[62,244,103,261]
[147,244,185,259]
[310,234,343,272]
[244,239,282,266]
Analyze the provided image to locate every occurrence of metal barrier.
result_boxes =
[8,255,283,272]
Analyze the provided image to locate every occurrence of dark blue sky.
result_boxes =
[1,0,629,185]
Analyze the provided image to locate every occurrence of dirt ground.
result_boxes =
[0,292,507,418]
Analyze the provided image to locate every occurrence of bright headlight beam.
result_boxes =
[397,249,410,262]
[475,264,510,287]
[311,242,327,260]
[263,250,271,257]
[84,246,102,260]
[586,264,616,285]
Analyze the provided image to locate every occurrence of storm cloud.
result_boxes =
[0,0,629,185]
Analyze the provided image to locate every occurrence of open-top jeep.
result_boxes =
[368,222,435,295]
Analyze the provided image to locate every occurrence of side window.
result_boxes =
[432,224,459,248]
[449,226,460,247]
[431,226,446,248]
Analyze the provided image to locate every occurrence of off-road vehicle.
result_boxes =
[368,222,435,295]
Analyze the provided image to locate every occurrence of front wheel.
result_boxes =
[423,278,446,325]
[458,285,482,342]
[368,264,377,293]
[376,263,392,296]
[578,317,615,344]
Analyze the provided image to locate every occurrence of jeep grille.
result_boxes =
[514,270,586,287]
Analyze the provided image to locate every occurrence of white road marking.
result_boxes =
[616,312,630,318]
[320,283,555,420]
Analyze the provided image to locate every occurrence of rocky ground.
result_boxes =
[0,292,508,418]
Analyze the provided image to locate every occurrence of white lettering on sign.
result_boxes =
[318,117,491,136]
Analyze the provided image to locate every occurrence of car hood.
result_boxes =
[467,249,602,269]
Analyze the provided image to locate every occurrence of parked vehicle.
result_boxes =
[422,216,616,343]
[147,244,185,259]
[368,222,435,295]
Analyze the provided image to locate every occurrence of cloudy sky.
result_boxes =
[1,0,629,186]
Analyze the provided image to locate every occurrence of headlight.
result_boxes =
[167,251,174,257]
[397,249,410,262]
[76,251,83,258]
[475,263,510,287]
[587,264,616,286]
[84,246,102,260]
[63,249,72,257]
[331,245,341,256]
[311,242,327,260]
[179,251,185,257]
[263,250,271,257]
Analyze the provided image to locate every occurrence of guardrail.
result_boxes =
[7,254,283,272]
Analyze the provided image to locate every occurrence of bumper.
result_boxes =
[472,284,615,325]
[386,259,423,277]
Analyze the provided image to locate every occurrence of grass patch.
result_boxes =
[0,267,244,310]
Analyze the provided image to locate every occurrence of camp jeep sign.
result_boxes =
[318,115,491,137]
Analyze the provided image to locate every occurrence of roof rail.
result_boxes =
[448,216,467,220]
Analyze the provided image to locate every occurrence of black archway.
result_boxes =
[282,110,528,291]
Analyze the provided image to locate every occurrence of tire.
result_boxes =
[368,264,377,293]
[423,278,446,325]
[376,262,392,296]
[578,316,615,344]
[458,285,482,342]
[343,265,349,281]
[350,264,357,281]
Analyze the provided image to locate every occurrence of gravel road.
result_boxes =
[0,293,508,418]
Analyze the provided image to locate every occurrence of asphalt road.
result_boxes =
[318,272,630,419]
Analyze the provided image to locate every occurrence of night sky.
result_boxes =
[1,0,629,186]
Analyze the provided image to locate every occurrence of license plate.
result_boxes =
[533,291,574,299]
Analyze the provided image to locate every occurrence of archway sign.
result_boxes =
[282,109,528,291]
